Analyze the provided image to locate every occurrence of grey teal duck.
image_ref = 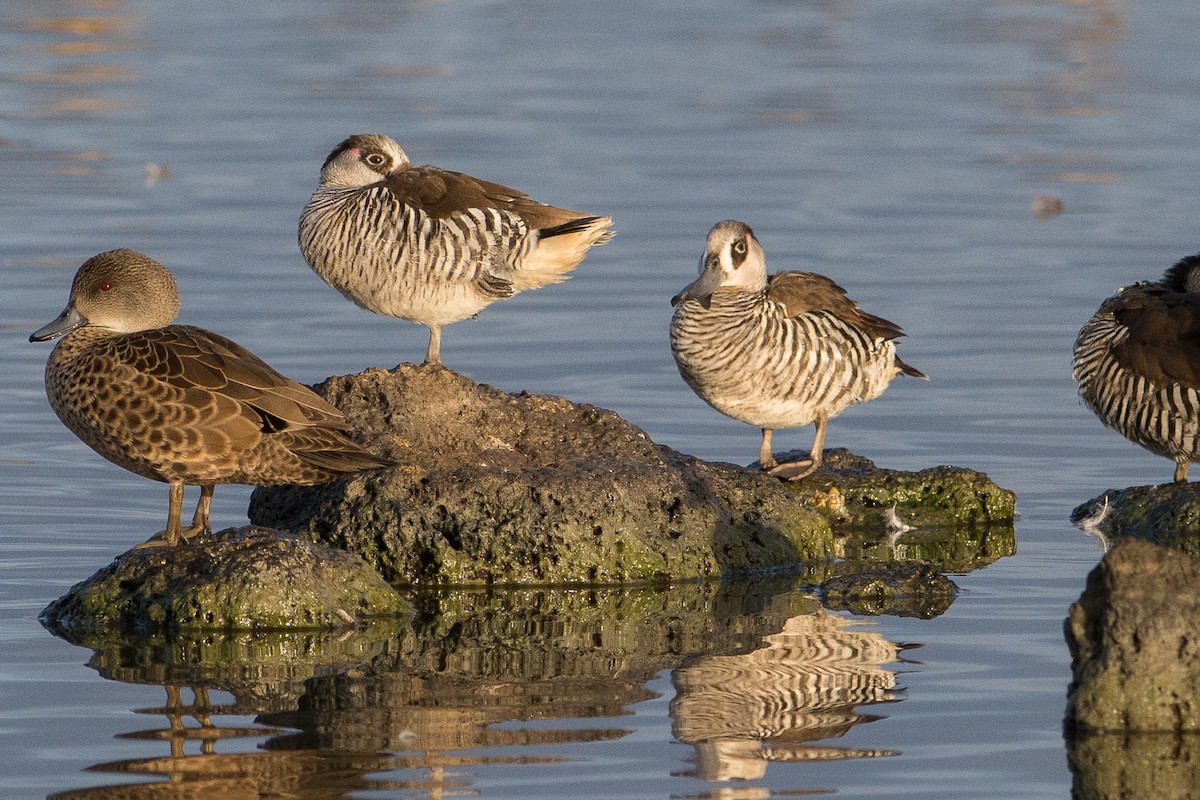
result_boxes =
[670,220,926,481]
[30,249,395,547]
[299,133,613,366]
[1073,254,1200,482]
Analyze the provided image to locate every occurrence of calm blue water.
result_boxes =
[1,0,1194,797]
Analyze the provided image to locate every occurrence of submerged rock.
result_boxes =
[820,562,958,619]
[41,526,409,634]
[1064,539,1200,732]
[248,366,1015,586]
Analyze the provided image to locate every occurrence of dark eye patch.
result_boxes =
[730,239,748,267]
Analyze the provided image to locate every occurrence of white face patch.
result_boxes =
[710,230,767,292]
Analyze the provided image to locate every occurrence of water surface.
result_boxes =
[1,0,1195,797]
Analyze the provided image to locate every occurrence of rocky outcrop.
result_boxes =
[41,525,408,633]
[1064,538,1200,732]
[248,365,1015,586]
[1072,482,1200,554]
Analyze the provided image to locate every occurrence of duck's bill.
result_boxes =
[30,304,87,343]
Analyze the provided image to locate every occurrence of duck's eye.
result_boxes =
[99,282,112,293]
[363,152,388,168]
[732,240,747,256]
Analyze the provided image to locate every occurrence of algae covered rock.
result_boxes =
[788,449,1016,531]
[249,365,834,586]
[1064,538,1200,732]
[41,526,409,633]
[248,367,1014,587]
[1072,482,1200,554]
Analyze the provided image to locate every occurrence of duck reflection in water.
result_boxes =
[671,610,908,782]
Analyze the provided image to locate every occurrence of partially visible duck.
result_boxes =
[30,249,394,546]
[670,220,926,480]
[1073,254,1200,482]
[299,133,613,366]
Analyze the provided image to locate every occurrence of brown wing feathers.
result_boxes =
[387,165,595,230]
[1112,289,1200,388]
[125,326,387,471]
[767,272,907,341]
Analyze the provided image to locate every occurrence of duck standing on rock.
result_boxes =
[29,249,394,547]
[670,220,926,480]
[1073,254,1200,483]
[299,133,614,367]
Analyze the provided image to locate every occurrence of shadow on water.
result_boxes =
[42,576,932,798]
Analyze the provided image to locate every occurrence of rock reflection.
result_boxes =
[672,611,903,782]
[44,578,926,798]
[1068,730,1200,800]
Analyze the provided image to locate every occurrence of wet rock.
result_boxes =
[788,449,1017,531]
[820,562,958,619]
[248,366,1014,586]
[1065,539,1200,732]
[1072,483,1200,555]
[41,525,409,634]
[249,365,834,585]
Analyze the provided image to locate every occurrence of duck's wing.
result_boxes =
[384,164,600,230]
[766,271,907,341]
[1110,287,1200,388]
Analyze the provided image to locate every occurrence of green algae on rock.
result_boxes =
[41,526,409,633]
[248,367,1014,587]
[1072,482,1200,555]
[785,449,1017,531]
[249,365,834,586]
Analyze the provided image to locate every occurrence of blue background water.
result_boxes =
[0,0,1193,797]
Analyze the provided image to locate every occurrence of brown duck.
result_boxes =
[30,249,394,546]
[1073,254,1200,482]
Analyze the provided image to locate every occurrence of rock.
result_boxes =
[788,449,1017,531]
[820,562,958,619]
[41,526,409,633]
[249,365,834,585]
[1064,538,1200,732]
[1072,483,1200,554]
[248,366,1014,586]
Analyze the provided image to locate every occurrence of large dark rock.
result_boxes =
[1065,539,1200,732]
[41,525,409,633]
[249,366,1014,587]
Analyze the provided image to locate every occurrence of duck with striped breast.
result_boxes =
[670,220,926,481]
[300,133,613,367]
[1073,254,1200,483]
